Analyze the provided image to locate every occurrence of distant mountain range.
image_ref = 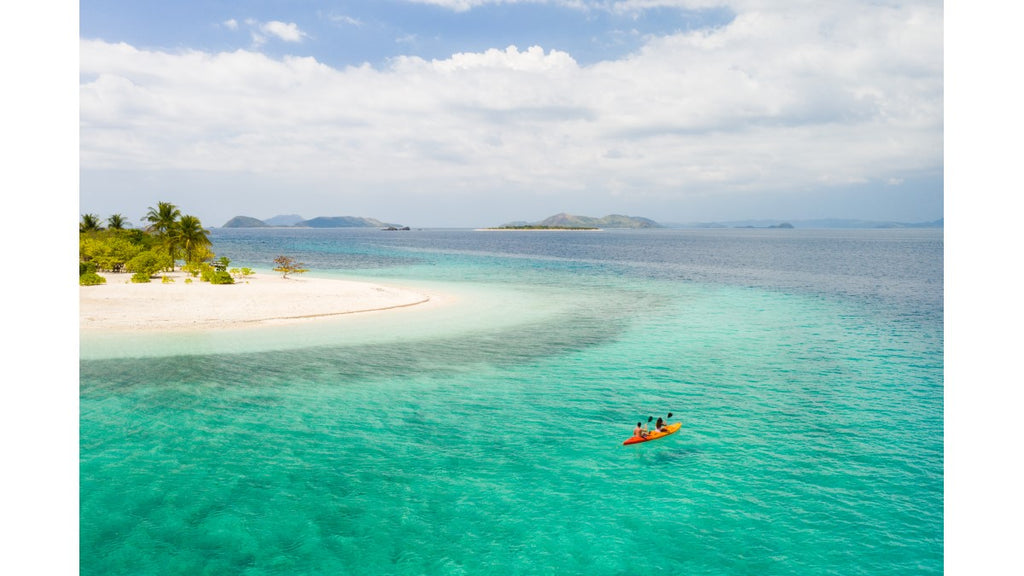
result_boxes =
[221,213,943,230]
[664,218,944,229]
[263,214,304,227]
[221,215,400,228]
[500,213,662,229]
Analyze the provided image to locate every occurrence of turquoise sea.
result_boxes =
[80,228,943,575]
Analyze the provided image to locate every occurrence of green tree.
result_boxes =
[144,202,182,271]
[107,213,129,230]
[82,233,144,273]
[273,255,309,279]
[174,214,212,265]
[126,249,172,278]
[80,214,103,233]
[143,202,181,235]
[79,261,106,286]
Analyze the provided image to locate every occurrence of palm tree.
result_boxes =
[144,202,181,236]
[80,213,103,233]
[144,202,181,270]
[174,215,212,265]
[107,213,129,230]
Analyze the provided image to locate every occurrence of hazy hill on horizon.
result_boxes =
[220,214,400,228]
[501,213,662,229]
[664,218,944,229]
[221,216,268,228]
[263,214,304,227]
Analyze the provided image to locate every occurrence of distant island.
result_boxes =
[263,214,304,227]
[733,222,795,229]
[222,215,403,229]
[222,216,269,228]
[664,218,943,229]
[492,213,662,230]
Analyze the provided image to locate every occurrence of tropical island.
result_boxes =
[222,215,403,228]
[79,202,235,286]
[488,213,662,230]
[79,202,438,332]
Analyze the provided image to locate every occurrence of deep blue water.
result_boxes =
[81,228,943,574]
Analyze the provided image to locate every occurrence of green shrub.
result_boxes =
[79,272,106,286]
[199,263,215,282]
[183,261,209,278]
[127,250,171,277]
[161,275,175,283]
[228,267,254,279]
[131,272,152,283]
[209,270,234,285]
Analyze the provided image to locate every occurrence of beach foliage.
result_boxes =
[143,202,184,271]
[174,214,212,265]
[230,267,255,280]
[80,272,106,286]
[196,263,215,282]
[144,202,181,237]
[189,261,235,284]
[80,233,147,273]
[207,256,235,284]
[106,214,129,230]
[80,203,220,281]
[131,272,152,283]
[183,261,204,278]
[273,255,308,279]
[80,213,105,233]
[209,270,234,284]
[126,250,171,278]
[79,261,106,286]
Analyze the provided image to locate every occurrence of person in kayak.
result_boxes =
[655,413,674,432]
[633,422,649,439]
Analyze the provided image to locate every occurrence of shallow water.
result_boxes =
[81,228,942,574]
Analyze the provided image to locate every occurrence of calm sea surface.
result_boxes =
[80,228,943,575]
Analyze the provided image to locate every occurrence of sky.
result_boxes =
[77,0,943,227]
[8,4,1024,572]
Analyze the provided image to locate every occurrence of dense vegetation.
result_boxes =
[79,202,238,286]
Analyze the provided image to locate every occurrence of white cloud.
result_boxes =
[260,20,307,42]
[324,13,364,27]
[80,0,942,223]
[402,0,498,12]
[225,18,307,47]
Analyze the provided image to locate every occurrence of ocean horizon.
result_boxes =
[80,227,943,574]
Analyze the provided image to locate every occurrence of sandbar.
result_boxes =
[80,271,442,333]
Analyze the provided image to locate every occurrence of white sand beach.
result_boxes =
[79,271,442,332]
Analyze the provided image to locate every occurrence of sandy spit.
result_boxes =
[79,271,443,333]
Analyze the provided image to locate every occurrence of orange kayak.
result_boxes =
[623,422,681,445]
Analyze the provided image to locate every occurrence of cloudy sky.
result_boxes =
[78,0,943,227]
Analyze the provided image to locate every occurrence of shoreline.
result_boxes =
[80,271,444,333]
